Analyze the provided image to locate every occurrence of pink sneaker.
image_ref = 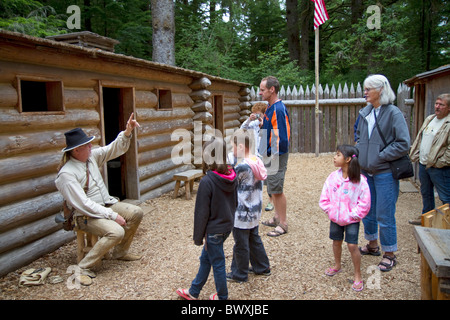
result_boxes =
[176,288,198,300]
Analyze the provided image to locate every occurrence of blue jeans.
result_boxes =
[189,232,230,300]
[419,164,450,214]
[362,171,399,252]
[230,226,270,281]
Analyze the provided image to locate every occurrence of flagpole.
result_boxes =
[314,26,320,157]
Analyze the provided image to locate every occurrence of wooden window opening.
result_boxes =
[17,77,64,113]
[154,88,173,110]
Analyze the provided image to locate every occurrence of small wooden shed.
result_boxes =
[0,30,251,277]
[404,65,450,137]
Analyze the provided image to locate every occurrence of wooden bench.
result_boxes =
[172,169,204,200]
[414,226,450,300]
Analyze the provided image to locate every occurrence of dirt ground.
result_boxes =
[0,153,424,300]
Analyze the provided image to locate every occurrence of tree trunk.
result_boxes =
[286,0,300,65]
[299,0,313,69]
[151,0,176,66]
[351,0,364,25]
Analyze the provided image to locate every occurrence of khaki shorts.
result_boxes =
[264,152,289,194]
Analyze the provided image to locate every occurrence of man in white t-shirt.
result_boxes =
[409,94,450,223]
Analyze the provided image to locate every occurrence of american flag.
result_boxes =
[312,0,329,29]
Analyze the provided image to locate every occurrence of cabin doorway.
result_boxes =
[101,85,139,200]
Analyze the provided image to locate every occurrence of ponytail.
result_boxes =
[337,145,361,183]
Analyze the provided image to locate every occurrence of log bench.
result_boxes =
[414,226,450,300]
[172,169,204,200]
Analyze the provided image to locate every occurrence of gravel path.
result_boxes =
[0,153,423,300]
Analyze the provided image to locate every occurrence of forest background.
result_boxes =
[1,0,448,91]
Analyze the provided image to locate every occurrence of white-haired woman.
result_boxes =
[355,74,410,272]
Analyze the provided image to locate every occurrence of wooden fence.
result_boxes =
[250,82,415,153]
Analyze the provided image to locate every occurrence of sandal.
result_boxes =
[261,216,279,228]
[378,254,397,272]
[352,280,364,292]
[267,223,288,237]
[325,268,342,276]
[176,288,198,300]
[359,244,381,256]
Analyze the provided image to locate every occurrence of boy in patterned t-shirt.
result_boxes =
[227,129,271,283]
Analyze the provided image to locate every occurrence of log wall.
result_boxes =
[0,31,250,277]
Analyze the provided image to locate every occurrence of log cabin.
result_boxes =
[0,30,251,277]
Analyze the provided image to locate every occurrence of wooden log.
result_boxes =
[0,213,62,255]
[136,106,194,121]
[223,97,240,106]
[224,119,241,129]
[193,111,213,123]
[224,105,241,114]
[138,145,175,166]
[138,118,194,136]
[140,181,177,202]
[239,87,250,96]
[189,77,211,90]
[190,89,211,101]
[0,83,18,109]
[239,101,251,110]
[0,151,61,183]
[224,112,240,121]
[139,156,191,181]
[0,229,75,278]
[64,88,99,109]
[239,95,250,102]
[0,173,57,207]
[192,101,212,112]
[139,164,193,195]
[0,128,100,158]
[138,132,182,153]
[0,109,100,134]
[0,191,62,233]
[133,90,157,109]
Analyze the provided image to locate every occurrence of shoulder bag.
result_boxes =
[374,110,414,180]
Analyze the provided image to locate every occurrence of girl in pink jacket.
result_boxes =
[319,145,371,291]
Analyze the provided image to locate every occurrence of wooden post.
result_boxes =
[314,27,320,157]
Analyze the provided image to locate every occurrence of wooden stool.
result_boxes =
[172,169,204,200]
[414,226,450,300]
[76,230,99,263]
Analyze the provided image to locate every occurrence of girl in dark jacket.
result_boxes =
[177,136,238,300]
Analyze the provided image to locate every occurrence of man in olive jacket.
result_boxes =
[409,94,450,220]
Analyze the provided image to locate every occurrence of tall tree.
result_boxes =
[151,0,175,65]
[299,0,313,69]
[286,0,300,65]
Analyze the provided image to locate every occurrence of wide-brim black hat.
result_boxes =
[62,128,95,152]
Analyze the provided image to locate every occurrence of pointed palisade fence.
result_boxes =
[250,82,415,154]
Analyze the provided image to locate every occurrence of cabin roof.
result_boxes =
[0,30,249,87]
[404,64,450,86]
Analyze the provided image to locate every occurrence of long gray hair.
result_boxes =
[363,74,396,105]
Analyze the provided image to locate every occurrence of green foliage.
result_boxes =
[248,40,313,86]
[0,0,67,37]
[1,0,448,88]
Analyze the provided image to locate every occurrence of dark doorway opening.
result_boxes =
[103,87,126,200]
